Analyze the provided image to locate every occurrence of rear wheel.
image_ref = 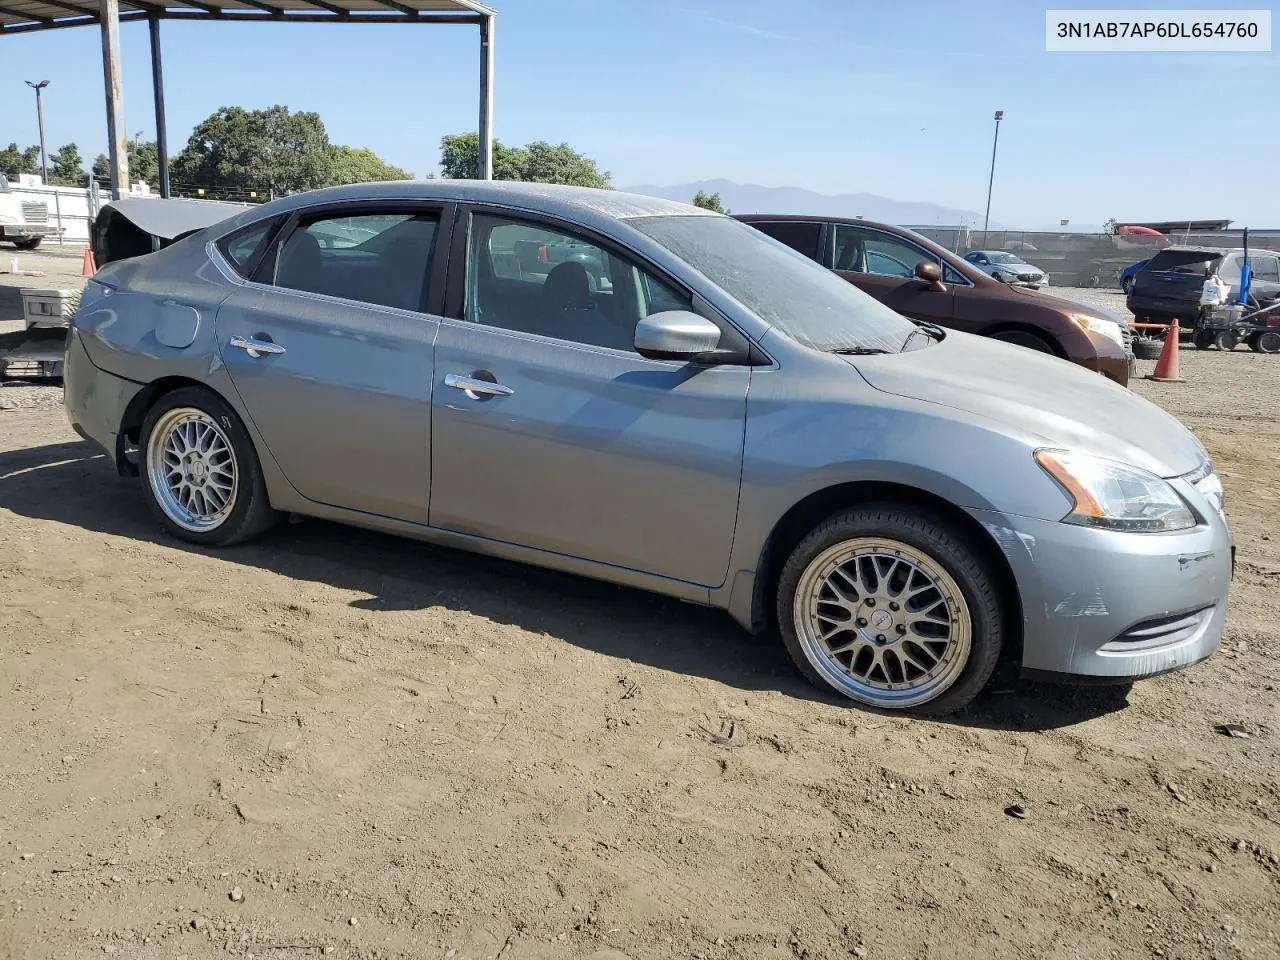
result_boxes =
[776,505,1005,716]
[1192,330,1215,350]
[1255,330,1280,354]
[139,386,279,546]
[1215,330,1239,351]
[12,237,42,251]
[990,329,1056,355]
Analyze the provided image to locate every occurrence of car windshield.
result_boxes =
[987,252,1023,264]
[629,215,916,352]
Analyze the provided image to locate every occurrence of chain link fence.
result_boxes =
[907,226,1280,289]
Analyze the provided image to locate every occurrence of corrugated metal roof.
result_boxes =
[0,0,494,32]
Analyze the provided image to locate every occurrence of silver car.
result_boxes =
[964,250,1050,288]
[64,182,1232,715]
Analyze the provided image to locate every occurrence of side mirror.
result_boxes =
[915,261,946,292]
[635,310,722,361]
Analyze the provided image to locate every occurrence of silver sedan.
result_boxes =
[64,181,1232,715]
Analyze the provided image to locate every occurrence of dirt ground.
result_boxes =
[1,284,1278,960]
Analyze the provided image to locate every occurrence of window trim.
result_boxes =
[244,199,456,317]
[444,203,762,365]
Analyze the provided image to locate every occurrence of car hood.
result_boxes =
[1006,283,1100,314]
[848,332,1206,478]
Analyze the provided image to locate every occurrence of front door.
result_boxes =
[831,223,956,326]
[214,205,448,524]
[428,210,749,587]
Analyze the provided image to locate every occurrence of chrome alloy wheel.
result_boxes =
[794,538,972,708]
[145,407,239,533]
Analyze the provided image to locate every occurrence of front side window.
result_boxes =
[630,215,915,353]
[465,214,692,352]
[834,225,938,278]
[273,211,438,312]
[749,221,822,261]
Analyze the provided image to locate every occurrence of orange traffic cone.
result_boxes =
[1146,319,1184,383]
[81,245,96,277]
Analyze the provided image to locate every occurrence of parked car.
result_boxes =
[963,250,1050,288]
[1120,259,1150,294]
[65,182,1231,716]
[0,173,56,249]
[1127,246,1280,327]
[736,215,1131,384]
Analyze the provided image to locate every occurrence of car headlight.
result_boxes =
[1070,312,1125,347]
[1035,450,1196,532]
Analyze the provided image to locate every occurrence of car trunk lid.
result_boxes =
[1130,248,1222,302]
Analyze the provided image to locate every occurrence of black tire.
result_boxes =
[1133,337,1164,360]
[1256,330,1280,355]
[138,385,280,547]
[13,237,42,250]
[1215,329,1239,352]
[776,504,1005,717]
[1121,277,1132,294]
[990,329,1056,355]
[1192,330,1215,350]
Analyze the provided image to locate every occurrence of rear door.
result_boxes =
[831,223,955,326]
[428,208,750,587]
[214,202,450,524]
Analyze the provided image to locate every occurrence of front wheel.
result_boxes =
[991,329,1056,355]
[1192,330,1215,350]
[776,505,1005,716]
[12,237,42,250]
[139,386,280,546]
[1215,329,1239,351]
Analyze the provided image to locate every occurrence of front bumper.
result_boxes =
[970,495,1232,683]
[1,224,55,240]
[63,327,144,471]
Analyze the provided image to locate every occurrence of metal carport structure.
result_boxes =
[0,0,496,199]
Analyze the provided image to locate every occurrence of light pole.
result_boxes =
[982,109,1003,245]
[24,79,64,244]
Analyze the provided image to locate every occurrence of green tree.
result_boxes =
[0,143,42,180]
[327,145,413,185]
[172,105,333,195]
[438,132,528,181]
[692,190,727,213]
[92,153,110,180]
[438,133,610,188]
[49,143,84,185]
[128,140,159,187]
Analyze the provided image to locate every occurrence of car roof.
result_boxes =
[734,213,897,230]
[243,180,711,223]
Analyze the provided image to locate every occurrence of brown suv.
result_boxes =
[736,215,1132,385]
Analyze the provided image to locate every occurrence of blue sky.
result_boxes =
[4,0,1277,227]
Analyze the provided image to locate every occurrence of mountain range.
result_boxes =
[621,178,997,227]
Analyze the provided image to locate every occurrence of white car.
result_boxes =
[964,250,1049,288]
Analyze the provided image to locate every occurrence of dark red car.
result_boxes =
[736,215,1132,385]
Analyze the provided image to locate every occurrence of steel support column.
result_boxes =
[99,0,129,199]
[478,13,493,179]
[148,15,170,197]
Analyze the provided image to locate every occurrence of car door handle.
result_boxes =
[444,373,514,398]
[228,334,286,359]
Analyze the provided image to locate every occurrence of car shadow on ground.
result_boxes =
[0,437,1130,732]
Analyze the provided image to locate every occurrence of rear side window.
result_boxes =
[1250,255,1280,283]
[272,211,439,312]
[218,220,279,278]
[751,221,822,261]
